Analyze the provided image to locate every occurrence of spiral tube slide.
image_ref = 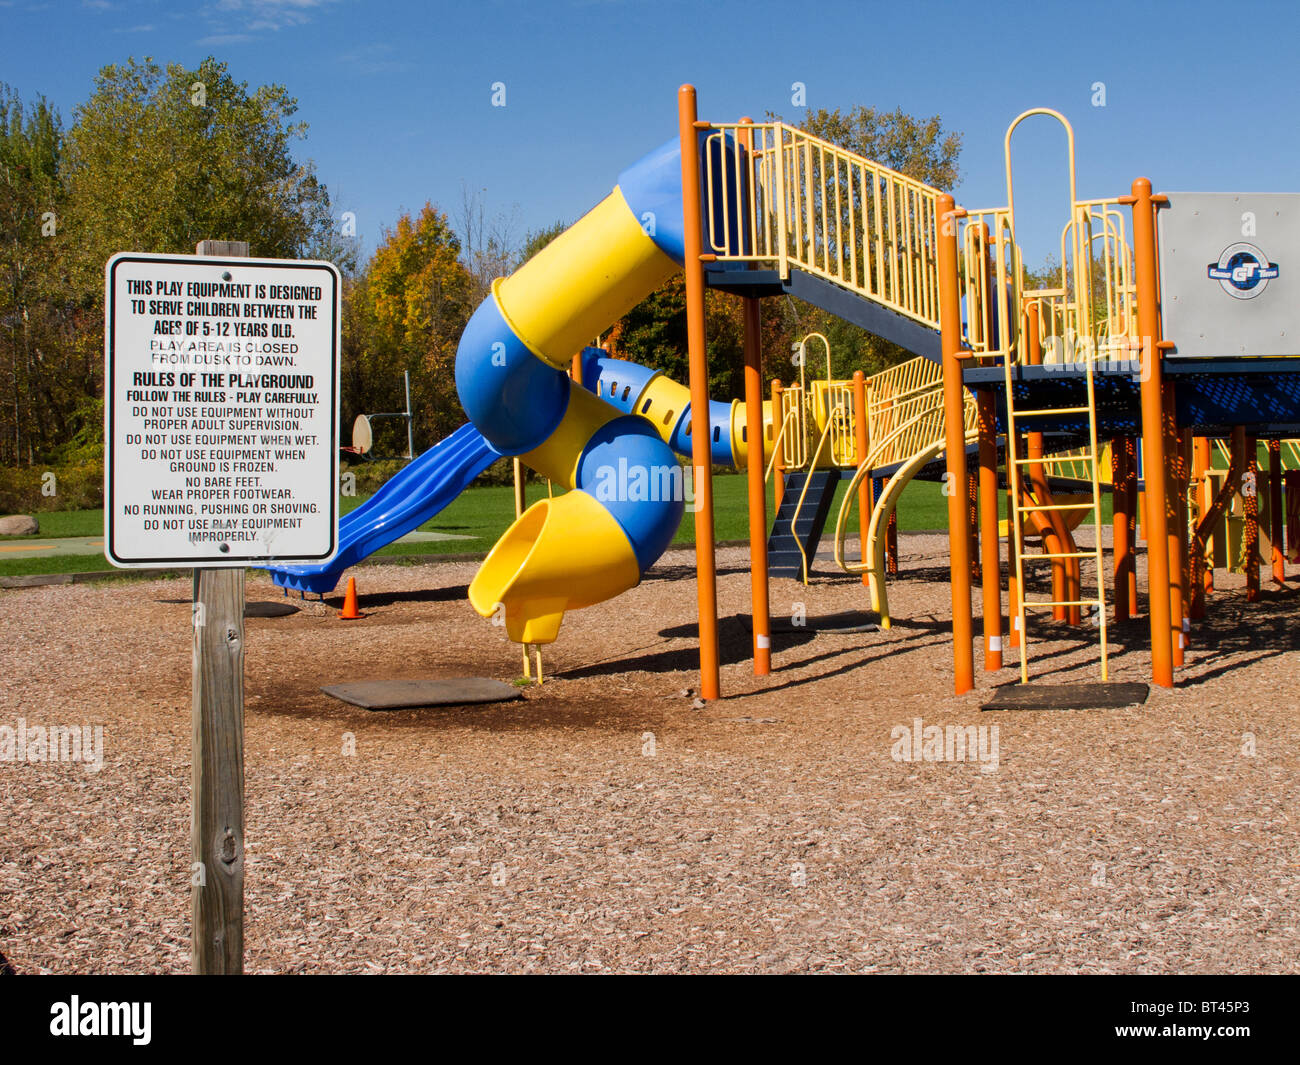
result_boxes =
[578,350,773,471]
[457,138,728,646]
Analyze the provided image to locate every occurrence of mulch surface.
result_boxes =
[1,534,1297,973]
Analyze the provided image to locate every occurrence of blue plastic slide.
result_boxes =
[267,422,501,594]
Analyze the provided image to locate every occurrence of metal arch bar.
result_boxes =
[1003,107,1080,241]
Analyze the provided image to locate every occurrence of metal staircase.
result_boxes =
[767,469,837,579]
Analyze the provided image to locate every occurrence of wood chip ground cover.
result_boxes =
[1,534,1296,973]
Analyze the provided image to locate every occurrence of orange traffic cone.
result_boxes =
[339,576,364,620]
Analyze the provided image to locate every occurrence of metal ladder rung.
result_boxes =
[1011,405,1094,417]
[1021,600,1104,610]
[1013,501,1096,513]
[1022,551,1095,561]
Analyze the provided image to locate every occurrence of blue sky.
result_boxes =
[3,0,1299,267]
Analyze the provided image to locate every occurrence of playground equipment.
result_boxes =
[341,371,416,463]
[280,85,1300,702]
[671,87,1300,697]
[271,422,499,594]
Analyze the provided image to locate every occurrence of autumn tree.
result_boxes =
[342,203,475,451]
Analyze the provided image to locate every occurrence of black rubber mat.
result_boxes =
[244,601,299,618]
[771,610,879,634]
[981,682,1149,711]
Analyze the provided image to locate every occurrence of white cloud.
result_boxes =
[194,0,342,45]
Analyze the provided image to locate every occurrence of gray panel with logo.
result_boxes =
[1157,192,1298,358]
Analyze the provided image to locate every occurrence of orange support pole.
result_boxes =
[742,296,771,675]
[1268,440,1285,585]
[678,84,720,701]
[937,192,974,694]
[1131,177,1174,687]
[886,495,898,576]
[977,390,1002,670]
[1112,436,1133,622]
[853,370,871,587]
[571,352,583,382]
[772,379,785,514]
[968,470,980,581]
[1180,433,1194,649]
[1193,437,1213,602]
[1192,426,1245,619]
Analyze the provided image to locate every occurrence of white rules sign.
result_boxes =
[104,252,341,567]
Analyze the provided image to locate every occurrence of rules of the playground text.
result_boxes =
[104,253,341,567]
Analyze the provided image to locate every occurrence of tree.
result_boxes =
[454,182,520,304]
[0,57,344,468]
[0,86,80,466]
[518,219,568,266]
[63,57,337,281]
[342,203,475,451]
[790,105,961,190]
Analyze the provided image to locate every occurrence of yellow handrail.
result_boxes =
[700,122,944,331]
[831,392,979,576]
[833,414,943,576]
[764,405,800,485]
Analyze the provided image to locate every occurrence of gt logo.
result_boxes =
[1207,242,1279,299]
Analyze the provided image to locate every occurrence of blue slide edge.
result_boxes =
[265,422,502,595]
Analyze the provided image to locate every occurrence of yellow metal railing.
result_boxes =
[778,384,809,469]
[962,208,1021,361]
[1025,202,1139,368]
[864,357,943,445]
[702,122,944,330]
[811,379,858,465]
[764,404,801,485]
[1044,441,1114,485]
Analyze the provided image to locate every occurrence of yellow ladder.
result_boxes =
[1002,358,1109,683]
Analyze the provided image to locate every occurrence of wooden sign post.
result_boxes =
[191,238,248,973]
[104,238,340,973]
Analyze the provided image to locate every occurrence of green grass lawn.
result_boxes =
[0,509,106,538]
[340,470,957,547]
[0,466,1123,578]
